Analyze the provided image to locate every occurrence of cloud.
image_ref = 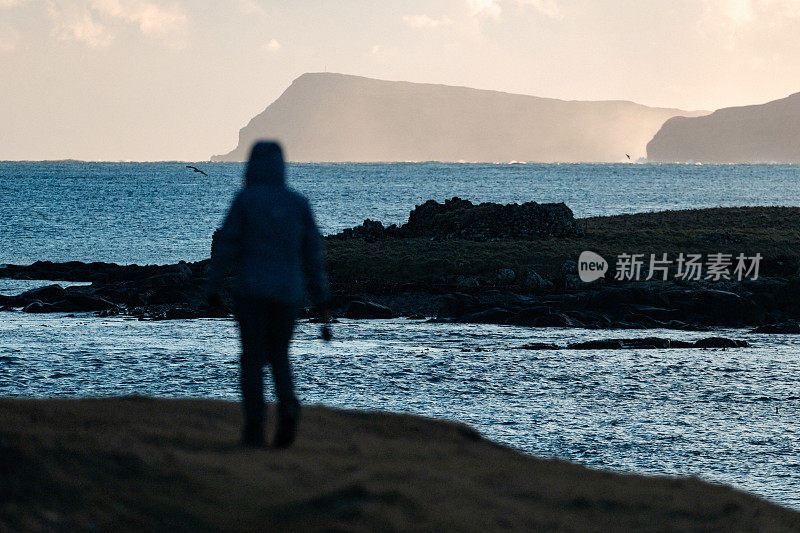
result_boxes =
[699,0,800,48]
[369,44,402,57]
[0,0,29,7]
[263,38,280,52]
[520,0,562,19]
[91,0,188,47]
[403,14,453,28]
[231,0,265,16]
[0,23,20,51]
[701,0,800,27]
[467,0,502,19]
[46,0,189,49]
[467,0,563,20]
[47,2,114,47]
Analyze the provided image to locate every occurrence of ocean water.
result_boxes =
[0,314,798,509]
[2,162,800,510]
[3,161,800,265]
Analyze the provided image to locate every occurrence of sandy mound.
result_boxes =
[1,398,797,531]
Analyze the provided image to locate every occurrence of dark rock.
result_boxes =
[474,290,532,310]
[63,293,118,311]
[343,301,368,318]
[454,276,481,289]
[566,310,612,328]
[23,301,57,313]
[588,287,640,308]
[750,321,800,334]
[663,320,710,332]
[610,321,646,329]
[511,305,551,326]
[344,301,393,319]
[143,307,202,320]
[624,337,672,349]
[459,307,511,324]
[691,289,763,326]
[777,279,800,313]
[533,312,580,328]
[19,284,67,302]
[563,274,584,290]
[102,288,148,308]
[437,293,476,319]
[561,260,578,275]
[693,337,750,348]
[167,263,193,282]
[568,339,624,349]
[668,340,696,348]
[17,293,119,313]
[627,306,682,322]
[164,307,200,320]
[495,269,516,285]
[621,314,661,329]
[331,218,390,241]
[333,197,584,241]
[568,337,744,350]
[521,270,553,291]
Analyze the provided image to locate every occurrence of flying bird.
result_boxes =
[186,165,208,176]
[625,154,631,160]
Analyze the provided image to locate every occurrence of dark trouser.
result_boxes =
[235,299,299,434]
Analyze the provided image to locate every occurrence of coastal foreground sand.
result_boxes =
[2,397,798,531]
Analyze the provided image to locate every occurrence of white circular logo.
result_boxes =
[578,251,608,282]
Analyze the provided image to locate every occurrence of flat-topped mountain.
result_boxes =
[647,92,800,163]
[212,73,704,163]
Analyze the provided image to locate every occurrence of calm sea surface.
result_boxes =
[1,162,799,509]
[3,161,800,264]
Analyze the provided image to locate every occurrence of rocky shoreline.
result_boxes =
[3,257,800,336]
[331,197,583,241]
[4,202,800,334]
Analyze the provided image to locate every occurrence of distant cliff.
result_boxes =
[647,92,800,163]
[212,73,704,163]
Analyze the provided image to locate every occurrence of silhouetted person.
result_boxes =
[206,141,330,448]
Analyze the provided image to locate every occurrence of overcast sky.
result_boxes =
[2,0,800,160]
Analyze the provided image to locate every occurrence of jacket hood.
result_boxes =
[245,141,285,186]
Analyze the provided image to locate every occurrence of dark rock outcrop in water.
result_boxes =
[518,337,750,350]
[0,261,207,318]
[647,91,800,163]
[212,72,705,163]
[6,204,800,329]
[333,197,583,241]
[2,258,800,332]
[430,283,774,330]
[750,321,800,334]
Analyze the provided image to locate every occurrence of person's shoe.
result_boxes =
[273,415,298,449]
[240,424,266,448]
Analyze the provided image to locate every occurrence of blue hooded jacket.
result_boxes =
[206,142,329,308]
